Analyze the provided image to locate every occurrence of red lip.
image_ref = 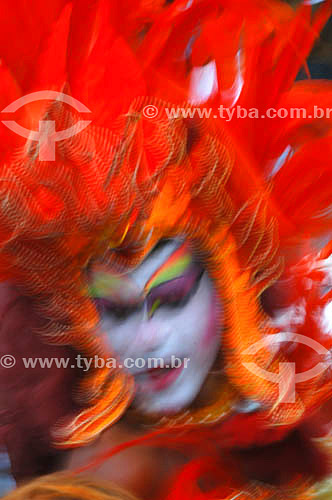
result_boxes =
[138,365,184,391]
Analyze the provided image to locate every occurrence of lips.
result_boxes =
[136,365,184,391]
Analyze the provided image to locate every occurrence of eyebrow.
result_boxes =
[144,243,193,294]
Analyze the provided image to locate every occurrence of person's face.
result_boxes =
[90,241,220,415]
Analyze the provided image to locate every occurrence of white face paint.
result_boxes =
[92,240,221,416]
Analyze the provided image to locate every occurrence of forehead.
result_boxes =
[129,239,182,289]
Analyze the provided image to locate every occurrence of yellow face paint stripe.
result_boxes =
[144,244,192,295]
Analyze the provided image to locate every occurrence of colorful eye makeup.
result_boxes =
[146,265,203,317]
[88,266,141,304]
[144,244,193,295]
[89,243,203,319]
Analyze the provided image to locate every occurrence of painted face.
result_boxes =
[90,241,221,416]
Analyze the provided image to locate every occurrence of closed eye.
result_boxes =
[146,267,204,313]
[94,297,142,320]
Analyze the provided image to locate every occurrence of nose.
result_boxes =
[132,315,168,354]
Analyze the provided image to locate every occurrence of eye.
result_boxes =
[107,305,134,320]
[147,269,204,314]
[94,298,141,320]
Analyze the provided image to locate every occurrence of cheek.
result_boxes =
[167,289,220,363]
[178,276,220,349]
[201,291,220,347]
[102,317,137,359]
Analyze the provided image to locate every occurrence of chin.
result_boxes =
[137,383,203,416]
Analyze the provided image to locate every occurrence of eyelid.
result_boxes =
[144,246,193,294]
[147,263,202,293]
[94,297,143,318]
[146,267,204,316]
